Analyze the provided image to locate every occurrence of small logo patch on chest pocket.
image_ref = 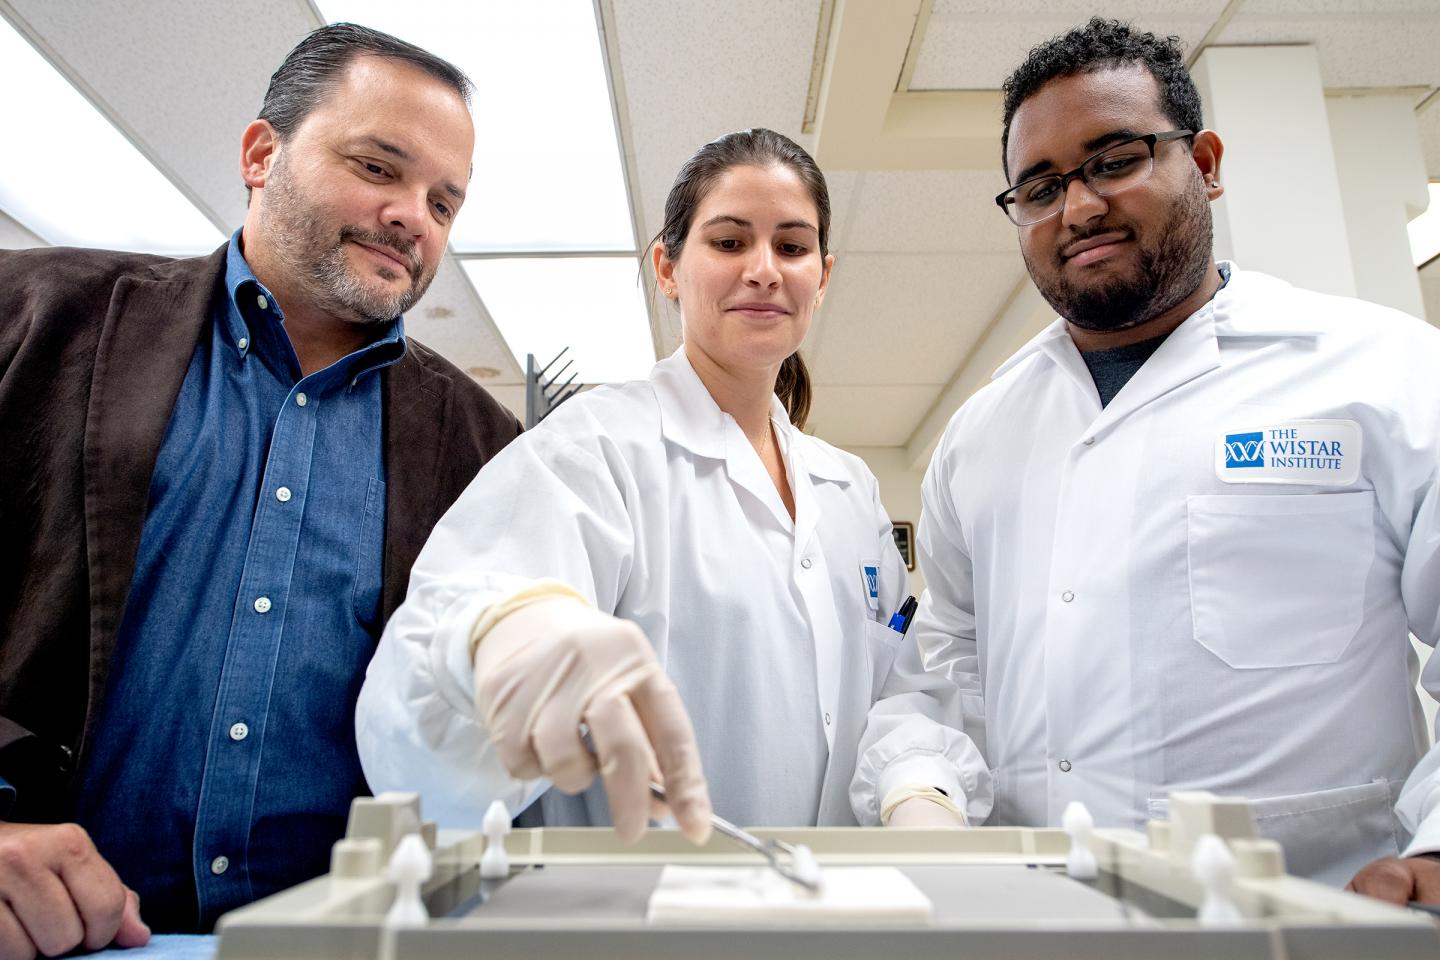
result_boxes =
[859,561,880,613]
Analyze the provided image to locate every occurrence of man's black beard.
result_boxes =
[1029,181,1214,333]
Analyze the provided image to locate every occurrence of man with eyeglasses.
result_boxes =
[912,17,1440,903]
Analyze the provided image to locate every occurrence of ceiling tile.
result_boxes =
[807,384,941,447]
[1240,0,1437,14]
[806,252,1023,385]
[402,257,523,384]
[911,6,1226,90]
[611,0,822,245]
[839,171,1018,253]
[1218,13,1440,89]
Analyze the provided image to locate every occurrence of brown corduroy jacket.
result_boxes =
[0,243,522,818]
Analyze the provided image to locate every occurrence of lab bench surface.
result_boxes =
[211,790,1440,960]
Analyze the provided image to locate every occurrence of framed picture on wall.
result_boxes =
[892,521,915,571]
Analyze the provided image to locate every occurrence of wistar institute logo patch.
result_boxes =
[1214,419,1361,485]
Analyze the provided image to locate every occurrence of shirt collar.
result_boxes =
[651,347,850,483]
[993,260,1319,381]
[222,228,407,382]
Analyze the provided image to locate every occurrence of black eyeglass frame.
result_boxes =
[994,130,1196,226]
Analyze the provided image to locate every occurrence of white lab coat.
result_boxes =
[357,347,988,830]
[916,264,1440,886]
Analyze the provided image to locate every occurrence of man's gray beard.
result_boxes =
[264,161,433,324]
[1028,181,1213,333]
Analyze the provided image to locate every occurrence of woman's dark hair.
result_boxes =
[1000,18,1203,179]
[259,22,473,139]
[653,128,829,430]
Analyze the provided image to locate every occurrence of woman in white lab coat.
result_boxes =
[355,129,989,840]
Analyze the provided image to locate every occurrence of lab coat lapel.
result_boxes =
[380,355,452,621]
[651,350,794,532]
[723,423,794,532]
[84,246,226,722]
[1027,323,1104,411]
[1081,307,1222,439]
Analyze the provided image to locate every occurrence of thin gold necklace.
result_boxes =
[749,420,774,459]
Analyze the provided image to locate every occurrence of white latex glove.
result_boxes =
[473,597,713,844]
[886,796,968,828]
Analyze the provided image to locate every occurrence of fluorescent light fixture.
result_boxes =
[0,19,222,255]
[462,258,655,383]
[319,0,635,254]
[1411,182,1440,268]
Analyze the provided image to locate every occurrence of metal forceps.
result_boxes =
[577,723,820,892]
[645,781,820,893]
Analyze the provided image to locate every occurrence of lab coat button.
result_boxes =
[800,557,813,570]
[824,712,832,726]
[1061,590,1074,603]
[1083,436,1095,446]
[1058,759,1072,772]
[210,856,229,875]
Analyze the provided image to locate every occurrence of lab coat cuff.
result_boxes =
[876,754,966,818]
[1402,792,1440,858]
[467,579,593,664]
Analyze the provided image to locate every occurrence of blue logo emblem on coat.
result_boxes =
[862,565,879,601]
[1223,432,1265,468]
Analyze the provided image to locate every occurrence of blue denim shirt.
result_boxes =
[74,230,404,931]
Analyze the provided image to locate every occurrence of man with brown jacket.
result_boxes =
[0,23,520,951]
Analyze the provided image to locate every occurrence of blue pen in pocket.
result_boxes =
[888,595,918,635]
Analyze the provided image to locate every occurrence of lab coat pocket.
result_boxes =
[863,619,903,702]
[1186,491,1374,668]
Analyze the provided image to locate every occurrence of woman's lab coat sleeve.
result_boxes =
[355,412,638,828]
[850,469,994,826]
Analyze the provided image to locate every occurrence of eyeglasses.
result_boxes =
[995,130,1195,226]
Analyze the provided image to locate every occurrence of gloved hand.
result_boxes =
[885,794,968,828]
[473,597,712,844]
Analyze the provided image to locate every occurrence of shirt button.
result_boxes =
[800,558,813,570]
[1083,437,1095,446]
[237,337,248,351]
[1058,759,1072,773]
[824,712,832,726]
[253,596,272,614]
[229,722,249,742]
[1061,590,1074,603]
[295,392,308,407]
[256,294,269,311]
[275,486,292,503]
[210,855,230,875]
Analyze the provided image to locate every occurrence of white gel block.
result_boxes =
[646,865,932,926]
